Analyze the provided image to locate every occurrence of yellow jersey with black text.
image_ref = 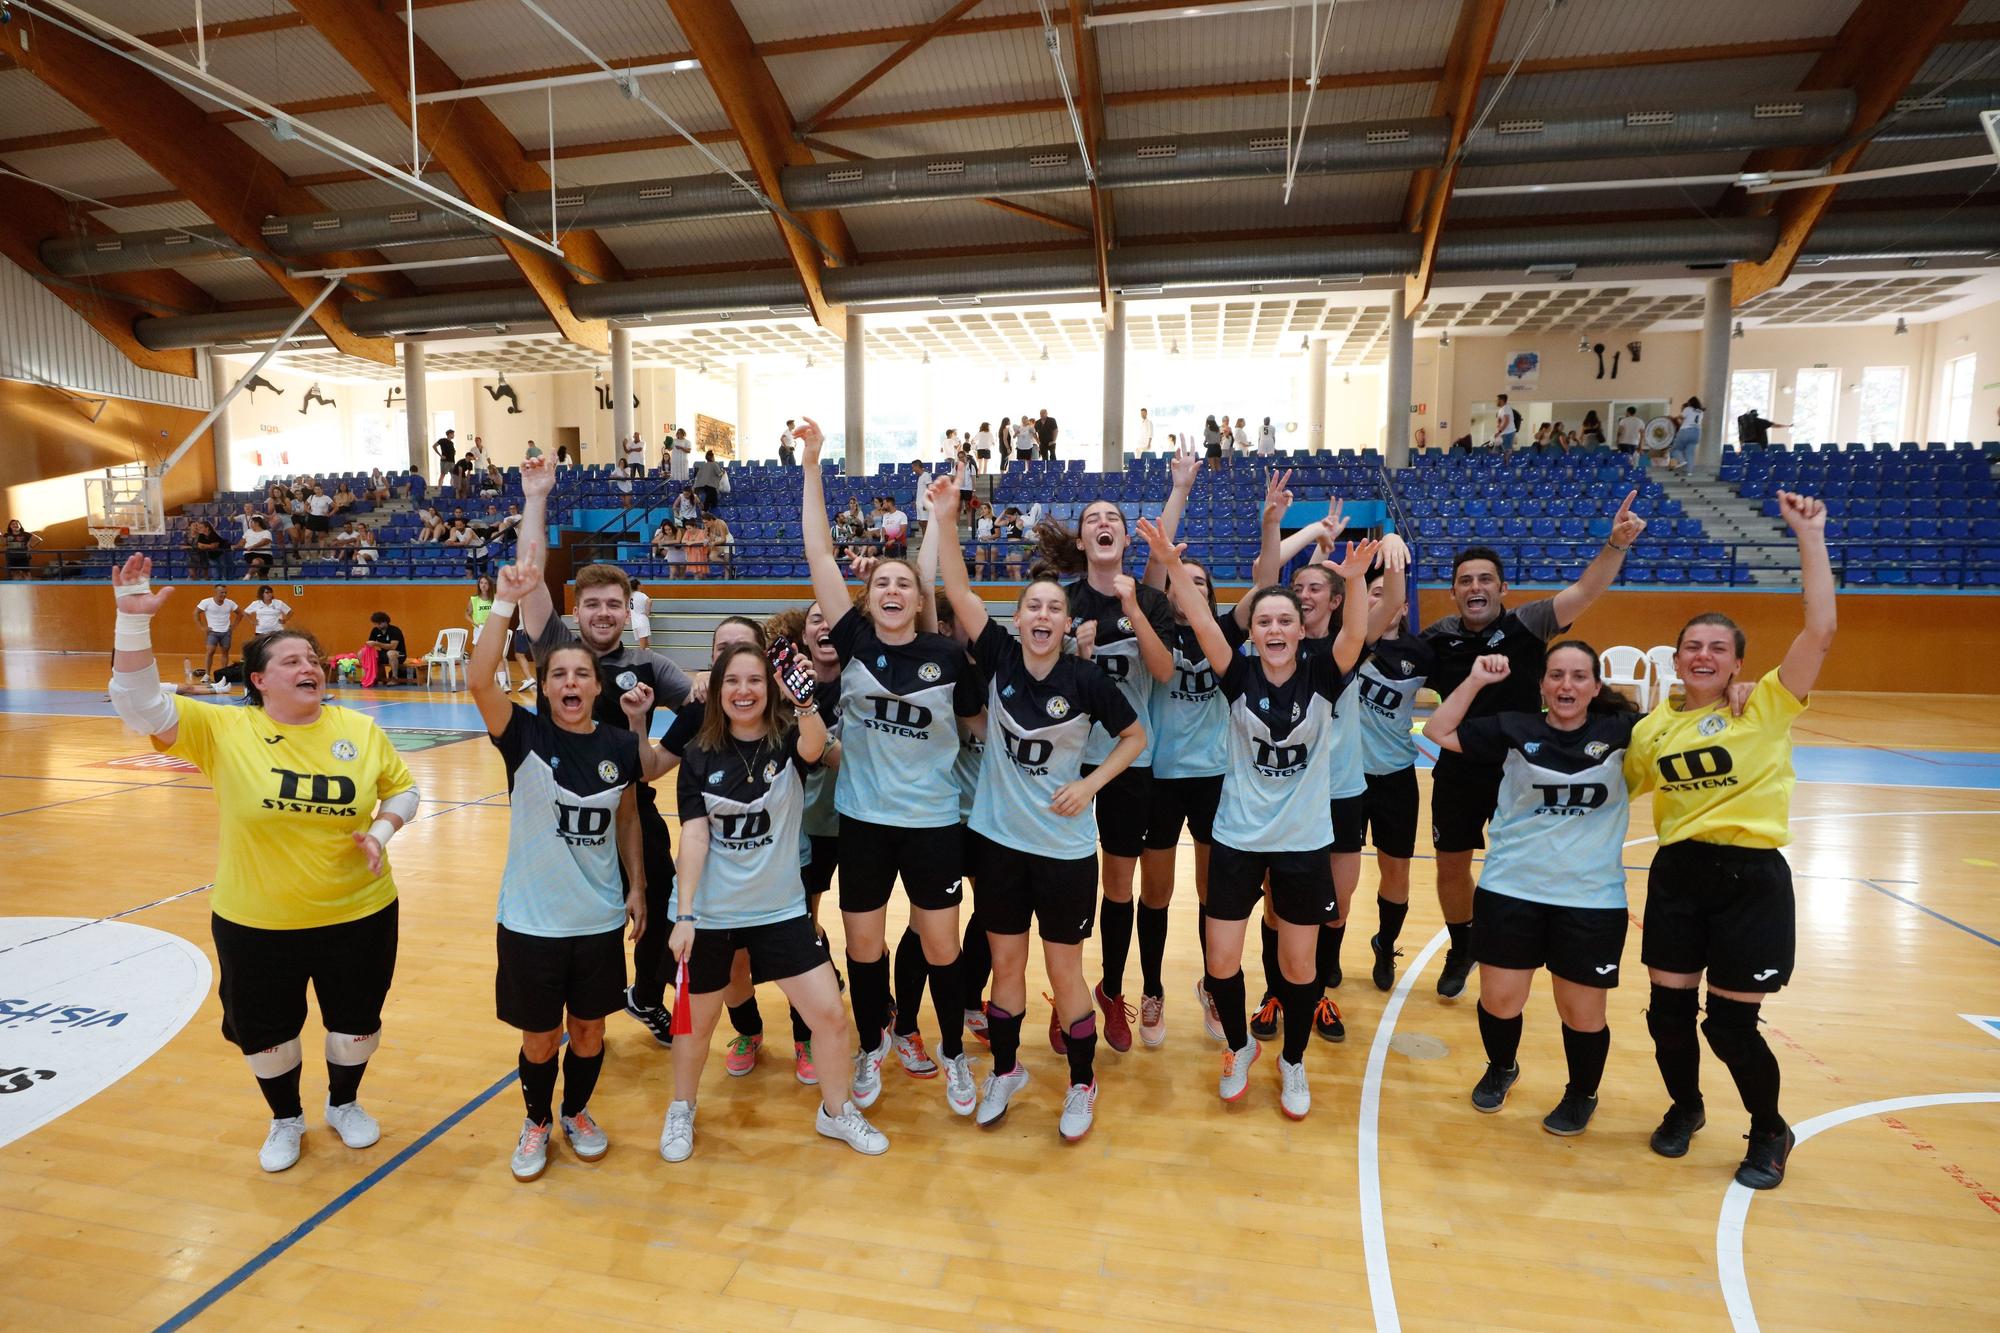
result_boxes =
[1624,670,1804,850]
[157,699,415,929]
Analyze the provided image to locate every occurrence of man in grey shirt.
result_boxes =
[690,451,723,512]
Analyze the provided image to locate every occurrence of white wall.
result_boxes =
[1925,302,2000,442]
[0,255,210,410]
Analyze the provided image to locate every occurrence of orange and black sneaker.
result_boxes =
[1249,994,1281,1041]
[1313,996,1345,1044]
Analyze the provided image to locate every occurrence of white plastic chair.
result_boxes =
[423,627,469,689]
[1599,645,1651,710]
[1646,644,1682,703]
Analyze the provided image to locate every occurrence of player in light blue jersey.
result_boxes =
[1353,563,1436,993]
[1139,515,1376,1121]
[1424,643,1641,1138]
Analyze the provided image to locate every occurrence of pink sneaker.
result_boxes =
[1138,993,1166,1047]
[794,1041,818,1086]
[724,1033,762,1077]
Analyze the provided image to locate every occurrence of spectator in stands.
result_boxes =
[670,428,692,482]
[975,421,995,470]
[477,464,501,499]
[444,518,476,547]
[371,468,395,503]
[630,579,652,650]
[187,519,228,580]
[704,511,734,577]
[957,451,977,509]
[1735,409,1788,447]
[690,450,723,512]
[674,486,701,526]
[1203,414,1224,469]
[1491,394,1520,450]
[973,497,999,579]
[1615,406,1643,456]
[239,516,274,576]
[367,611,408,685]
[236,502,261,543]
[880,496,910,556]
[1135,407,1151,453]
[1531,423,1553,453]
[999,415,1016,459]
[1581,410,1606,448]
[467,574,497,647]
[450,455,475,500]
[1666,396,1705,473]
[911,459,935,537]
[682,513,711,578]
[779,420,798,466]
[651,517,681,559]
[334,520,379,568]
[414,502,445,543]
[300,484,333,547]
[468,437,488,472]
[1036,407,1058,461]
[556,444,573,466]
[193,583,241,680]
[5,518,42,579]
[624,432,646,475]
[331,482,357,514]
[1015,413,1037,463]
[524,439,543,461]
[244,584,290,637]
[1260,417,1277,454]
[434,429,457,482]
[490,503,524,548]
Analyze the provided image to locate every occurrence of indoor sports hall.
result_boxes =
[2,1,1998,1329]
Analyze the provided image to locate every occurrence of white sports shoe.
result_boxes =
[1278,1057,1311,1120]
[1059,1081,1098,1142]
[975,1065,1030,1127]
[560,1108,609,1161]
[259,1115,306,1173]
[324,1100,380,1149]
[851,1029,891,1109]
[510,1118,551,1181]
[815,1100,889,1156]
[1195,976,1225,1042]
[659,1100,696,1163]
[942,1052,976,1116]
[1219,1039,1260,1103]
[1139,994,1166,1048]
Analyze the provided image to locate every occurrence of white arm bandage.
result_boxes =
[367,785,422,846]
[108,664,180,736]
[113,577,155,652]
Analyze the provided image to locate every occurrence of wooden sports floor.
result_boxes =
[1,650,1997,1332]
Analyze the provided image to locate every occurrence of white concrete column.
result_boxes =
[611,325,634,460]
[1698,273,1732,471]
[207,351,238,491]
[1385,290,1414,469]
[400,341,428,479]
[919,361,937,458]
[1101,296,1126,472]
[735,360,754,457]
[1306,336,1329,452]
[844,310,866,476]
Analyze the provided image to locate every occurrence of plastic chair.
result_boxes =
[1599,645,1651,709]
[423,627,469,689]
[1645,645,1681,702]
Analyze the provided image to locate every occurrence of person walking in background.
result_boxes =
[1136,407,1153,454]
[1667,396,1705,473]
[1491,395,1520,450]
[1735,409,1789,447]
[1615,407,1643,456]
[779,420,798,466]
[1259,417,1277,455]
[1035,409,1059,462]
[433,429,457,484]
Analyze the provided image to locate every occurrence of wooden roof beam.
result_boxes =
[1401,0,1505,313]
[1067,1,1114,313]
[801,0,988,134]
[799,136,1088,235]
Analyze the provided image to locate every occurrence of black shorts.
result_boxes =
[210,901,399,1054]
[837,816,964,913]
[1081,762,1152,858]
[1143,773,1223,849]
[686,915,829,994]
[970,831,1097,945]
[1640,841,1796,993]
[1473,888,1629,988]
[1431,755,1504,853]
[1362,766,1420,859]
[304,513,331,532]
[1329,793,1366,854]
[495,923,627,1030]
[509,627,531,657]
[802,832,839,900]
[1207,841,1337,926]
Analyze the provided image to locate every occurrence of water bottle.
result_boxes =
[182,658,194,682]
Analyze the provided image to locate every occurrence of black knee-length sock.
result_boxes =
[1377,895,1409,948]
[1560,1024,1609,1099]
[1100,896,1135,997]
[987,1003,1024,1074]
[929,959,966,1060]
[1705,995,1784,1135]
[1196,905,1211,969]
[727,997,763,1038]
[1064,1013,1098,1087]
[1208,971,1248,1050]
[848,953,891,1046]
[1317,922,1345,987]
[560,1047,603,1117]
[1259,921,1281,1000]
[1278,977,1321,1064]
[892,927,926,1036]
[1646,983,1703,1111]
[255,1066,303,1119]
[790,1005,812,1045]
[326,1059,367,1108]
[959,916,992,1008]
[1137,903,1170,998]
[1476,1003,1523,1071]
[518,1050,558,1126]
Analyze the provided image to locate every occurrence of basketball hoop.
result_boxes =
[87,525,128,550]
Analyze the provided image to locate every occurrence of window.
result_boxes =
[1726,370,1773,442]
[1944,353,1976,443]
[1791,368,1840,446]
[1856,366,1906,443]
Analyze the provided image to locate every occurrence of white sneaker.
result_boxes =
[259,1115,306,1172]
[1195,976,1225,1042]
[942,1052,976,1116]
[1219,1038,1260,1103]
[1278,1056,1311,1121]
[1139,993,1166,1047]
[851,1029,890,1109]
[324,1100,380,1149]
[975,1064,1030,1127]
[560,1108,609,1161]
[510,1118,551,1181]
[815,1100,889,1156]
[1059,1080,1098,1142]
[659,1099,696,1163]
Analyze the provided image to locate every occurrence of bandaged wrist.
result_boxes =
[114,606,155,652]
[367,818,398,847]
[489,597,517,620]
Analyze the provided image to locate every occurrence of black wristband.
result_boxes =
[674,914,696,924]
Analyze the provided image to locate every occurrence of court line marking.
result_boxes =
[1358,925,1449,1333]
[1856,879,2000,950]
[0,781,156,820]
[1715,1092,2000,1332]
[1959,1014,2000,1043]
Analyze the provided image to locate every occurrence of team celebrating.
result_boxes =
[105,418,1836,1195]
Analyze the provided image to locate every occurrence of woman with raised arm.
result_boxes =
[933,476,1145,1141]
[1423,644,1641,1137]
[468,553,646,1181]
[1627,491,1836,1191]
[105,554,419,1173]
[1136,518,1375,1121]
[657,638,889,1162]
[1352,561,1436,992]
[798,419,985,1119]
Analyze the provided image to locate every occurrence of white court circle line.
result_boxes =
[1624,808,2000,849]
[1716,1091,2000,1331]
[1358,925,1450,1333]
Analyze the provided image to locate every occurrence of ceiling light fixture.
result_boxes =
[1894,317,1909,335]
[1732,321,1744,340]
[1439,331,1450,347]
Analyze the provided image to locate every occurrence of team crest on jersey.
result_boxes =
[1001,684,1016,698]
[1045,696,1071,719]
[918,662,942,683]
[330,739,358,761]
[1486,630,1504,647]
[708,771,723,784]
[1698,714,1728,737]
[597,760,620,782]
[1257,697,1270,711]
[876,655,888,669]
[1290,702,1301,722]
[1585,741,1609,759]
[1523,741,1542,755]
[1117,616,1133,633]
[615,670,638,691]
[763,761,780,782]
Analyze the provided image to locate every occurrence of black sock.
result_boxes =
[1064,1012,1099,1087]
[960,915,992,1007]
[1446,918,1472,958]
[1208,971,1248,1050]
[1646,983,1704,1111]
[254,1065,303,1119]
[849,953,891,1044]
[790,1005,812,1045]
[1137,903,1170,998]
[1099,896,1135,997]
[326,1060,366,1108]
[987,1003,1024,1074]
[560,1047,603,1118]
[518,1050,558,1126]
[892,927,926,1036]
[1704,995,1784,1135]
[1561,1024,1610,1100]
[1259,921,1281,1000]
[929,958,966,1060]
[1317,922,1345,987]
[629,874,675,1008]
[1376,895,1409,948]
[1278,976,1321,1064]
[727,997,763,1038]
[1196,905,1211,968]
[1476,1003,1523,1070]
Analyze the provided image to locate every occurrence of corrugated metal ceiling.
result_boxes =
[412,0,690,83]
[1449,150,1757,220]
[175,259,287,304]
[816,24,1057,121]
[844,194,1088,254]
[1116,170,1409,241]
[484,73,730,153]
[193,24,373,106]
[73,0,280,31]
[1097,0,1460,94]
[1490,0,1858,60]
[2,139,173,199]
[0,69,99,136]
[734,0,1041,46]
[599,214,790,272]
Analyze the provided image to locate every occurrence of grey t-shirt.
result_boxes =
[532,612,694,810]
